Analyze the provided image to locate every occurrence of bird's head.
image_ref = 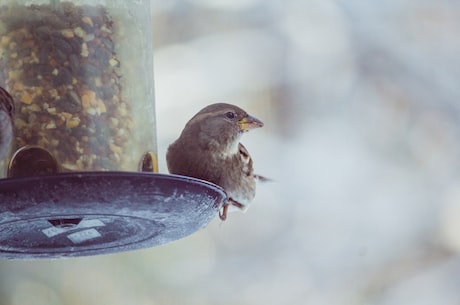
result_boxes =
[182,103,263,153]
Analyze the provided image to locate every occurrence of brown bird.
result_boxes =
[166,103,266,220]
[0,87,14,160]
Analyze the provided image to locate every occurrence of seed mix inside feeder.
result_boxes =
[0,0,226,259]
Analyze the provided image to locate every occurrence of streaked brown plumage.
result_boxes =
[166,103,265,220]
[0,87,14,160]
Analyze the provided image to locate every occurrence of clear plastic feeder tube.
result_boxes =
[0,0,157,176]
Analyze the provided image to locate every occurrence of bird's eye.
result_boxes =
[225,111,236,119]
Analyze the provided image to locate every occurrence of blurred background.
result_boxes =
[2,0,460,304]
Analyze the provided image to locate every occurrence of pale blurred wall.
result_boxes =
[2,0,460,304]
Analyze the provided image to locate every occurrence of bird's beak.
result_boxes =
[238,114,264,131]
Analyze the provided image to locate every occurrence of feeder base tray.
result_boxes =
[0,172,226,259]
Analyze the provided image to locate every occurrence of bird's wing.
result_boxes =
[238,143,272,182]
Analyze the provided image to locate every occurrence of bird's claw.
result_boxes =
[219,199,244,221]
[219,203,229,221]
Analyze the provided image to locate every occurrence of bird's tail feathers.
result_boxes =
[255,175,273,183]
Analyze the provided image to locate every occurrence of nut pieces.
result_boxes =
[0,3,132,171]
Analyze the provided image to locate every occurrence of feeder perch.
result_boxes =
[0,0,226,259]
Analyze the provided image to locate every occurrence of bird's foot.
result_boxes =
[219,203,229,221]
[219,198,244,221]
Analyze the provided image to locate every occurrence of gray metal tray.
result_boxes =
[0,172,226,259]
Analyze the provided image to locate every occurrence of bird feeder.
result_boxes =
[0,0,226,259]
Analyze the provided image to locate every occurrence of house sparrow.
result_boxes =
[166,103,266,220]
[0,87,14,160]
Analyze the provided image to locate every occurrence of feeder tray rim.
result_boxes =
[0,171,226,191]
